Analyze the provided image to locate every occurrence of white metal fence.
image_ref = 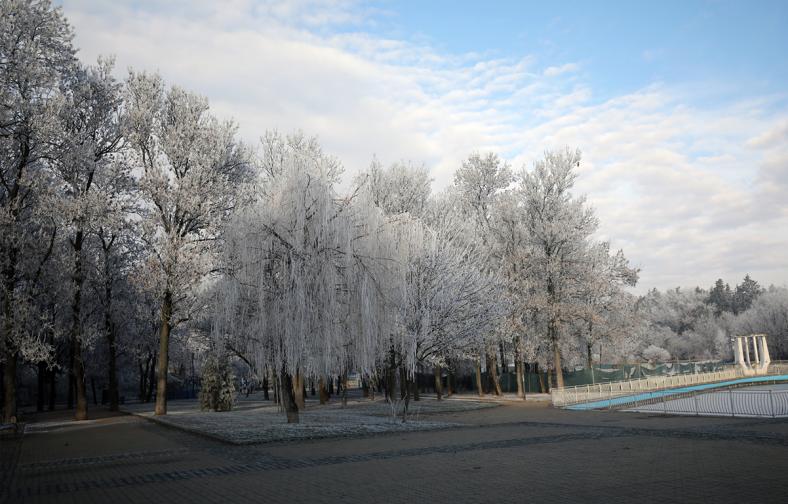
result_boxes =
[624,388,788,418]
[769,361,788,374]
[550,367,742,407]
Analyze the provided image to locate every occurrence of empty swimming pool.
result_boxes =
[566,374,788,417]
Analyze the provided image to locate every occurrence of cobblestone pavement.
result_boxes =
[2,402,787,503]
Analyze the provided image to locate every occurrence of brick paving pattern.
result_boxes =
[2,401,787,503]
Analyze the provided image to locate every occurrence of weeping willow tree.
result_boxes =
[213,132,398,422]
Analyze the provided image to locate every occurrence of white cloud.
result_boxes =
[61,0,788,292]
[543,62,579,77]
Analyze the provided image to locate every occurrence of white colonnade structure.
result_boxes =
[733,334,771,376]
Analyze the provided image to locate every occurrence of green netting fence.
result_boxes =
[468,360,727,394]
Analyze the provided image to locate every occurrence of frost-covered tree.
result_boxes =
[1,0,76,423]
[124,72,250,415]
[516,149,597,388]
[490,189,536,396]
[452,152,513,395]
[734,286,788,359]
[352,157,437,399]
[574,242,638,367]
[90,161,138,412]
[217,132,371,422]
[453,152,513,237]
[355,158,432,217]
[636,287,731,360]
[641,344,671,363]
[52,58,124,420]
[390,215,502,403]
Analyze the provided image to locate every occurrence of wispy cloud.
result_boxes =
[543,62,579,77]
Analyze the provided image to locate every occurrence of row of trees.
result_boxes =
[191,139,643,420]
[3,1,785,425]
[1,0,250,422]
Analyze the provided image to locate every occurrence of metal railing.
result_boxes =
[551,367,742,407]
[624,387,788,418]
[769,361,788,374]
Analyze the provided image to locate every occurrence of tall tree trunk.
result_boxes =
[318,377,329,404]
[399,365,408,400]
[402,376,412,421]
[341,372,348,407]
[586,341,593,370]
[2,231,18,423]
[434,365,443,401]
[146,353,156,403]
[553,337,565,389]
[293,371,305,410]
[513,336,525,399]
[486,352,502,396]
[71,230,88,421]
[104,257,119,411]
[515,359,525,399]
[90,377,97,405]
[107,334,118,410]
[37,361,46,412]
[279,367,299,423]
[474,359,485,397]
[72,324,87,420]
[190,353,196,399]
[549,317,565,388]
[385,348,396,402]
[262,374,270,400]
[48,366,56,411]
[138,358,146,401]
[154,290,172,415]
[2,351,16,423]
[67,343,74,409]
[586,320,594,370]
[446,360,454,397]
[384,368,392,401]
[445,359,454,397]
[536,362,547,393]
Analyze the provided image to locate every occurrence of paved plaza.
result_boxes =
[2,399,787,503]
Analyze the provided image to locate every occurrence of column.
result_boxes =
[734,337,744,367]
[744,336,751,367]
[760,335,771,366]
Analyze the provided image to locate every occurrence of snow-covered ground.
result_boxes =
[122,396,497,444]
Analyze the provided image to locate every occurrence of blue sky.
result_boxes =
[384,0,788,100]
[59,0,788,292]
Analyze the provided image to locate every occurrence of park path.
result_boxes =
[2,402,787,503]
